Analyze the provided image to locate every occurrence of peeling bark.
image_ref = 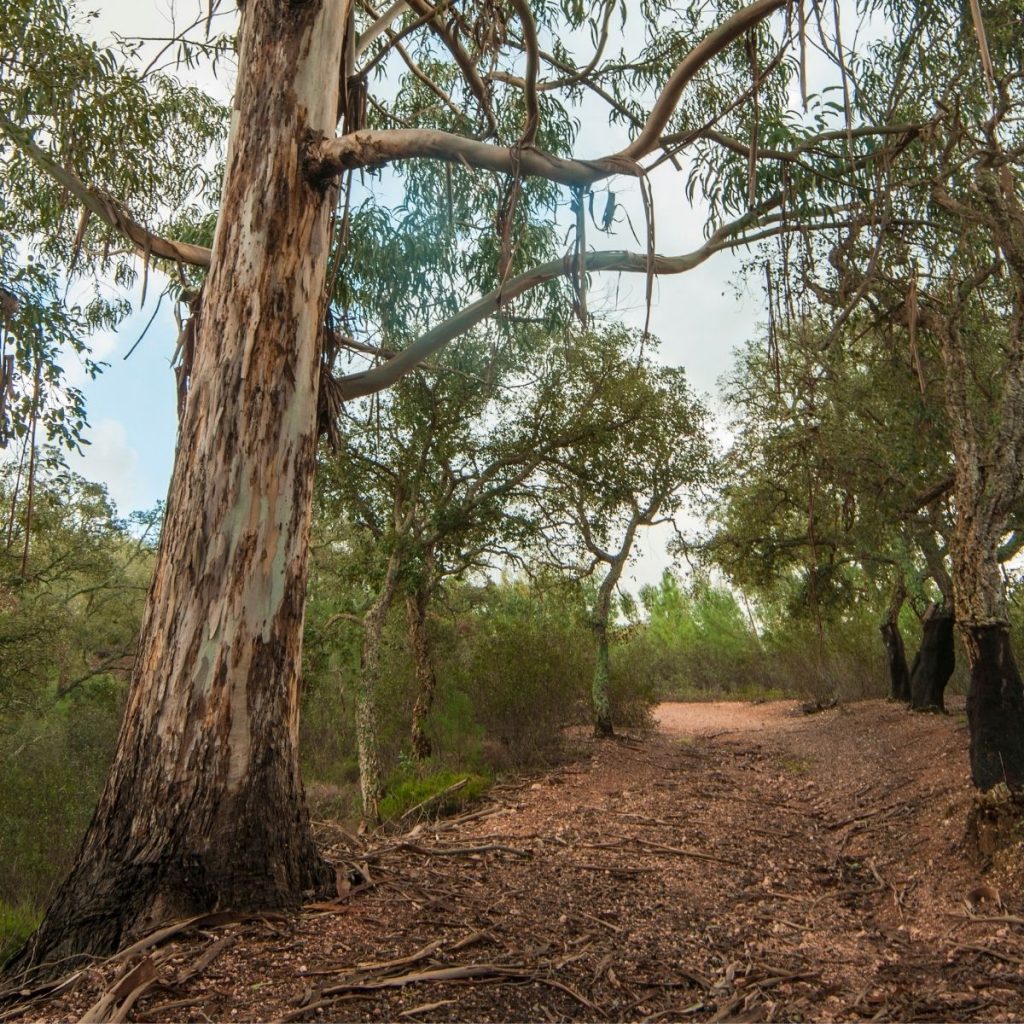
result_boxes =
[11,0,349,974]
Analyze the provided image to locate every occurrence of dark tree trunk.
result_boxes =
[9,0,349,975]
[965,624,1024,790]
[910,605,955,711]
[407,586,437,760]
[881,621,911,702]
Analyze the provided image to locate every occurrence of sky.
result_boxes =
[69,0,777,590]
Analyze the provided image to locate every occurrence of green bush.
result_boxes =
[379,768,490,822]
[0,900,40,967]
[0,679,121,914]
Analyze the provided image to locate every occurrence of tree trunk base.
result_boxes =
[593,714,614,738]
[965,782,1024,862]
[966,624,1024,791]
[910,607,955,711]
[6,786,333,979]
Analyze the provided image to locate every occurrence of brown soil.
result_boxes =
[6,698,1024,1023]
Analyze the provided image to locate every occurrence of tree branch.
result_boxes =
[1,112,212,268]
[337,201,783,399]
[312,0,788,185]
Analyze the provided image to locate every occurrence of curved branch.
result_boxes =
[338,204,772,400]
[314,0,787,186]
[309,127,640,186]
[1,112,212,268]
[355,0,409,58]
[616,0,787,161]
[508,0,540,146]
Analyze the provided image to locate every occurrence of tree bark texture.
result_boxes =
[406,585,437,760]
[12,0,349,973]
[909,605,955,711]
[881,621,911,703]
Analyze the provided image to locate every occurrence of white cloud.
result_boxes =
[71,418,142,514]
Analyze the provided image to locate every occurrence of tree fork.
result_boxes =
[9,0,350,975]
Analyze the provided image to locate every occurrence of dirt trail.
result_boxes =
[9,699,1024,1022]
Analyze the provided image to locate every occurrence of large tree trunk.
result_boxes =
[909,604,955,711]
[956,550,1024,789]
[11,0,348,974]
[407,584,437,761]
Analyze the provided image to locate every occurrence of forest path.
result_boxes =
[16,699,1024,1023]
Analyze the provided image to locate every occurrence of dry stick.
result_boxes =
[395,841,532,858]
[613,833,746,867]
[308,938,446,977]
[948,941,1024,966]
[321,963,528,995]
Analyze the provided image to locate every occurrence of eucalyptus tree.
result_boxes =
[538,332,713,736]
[4,0,925,970]
[711,313,957,706]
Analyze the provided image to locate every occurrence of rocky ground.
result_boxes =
[5,698,1024,1022]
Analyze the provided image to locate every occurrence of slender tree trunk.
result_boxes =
[11,0,349,974]
[357,550,402,823]
[881,582,910,702]
[591,563,621,738]
[592,618,613,737]
[909,603,955,711]
[407,584,437,760]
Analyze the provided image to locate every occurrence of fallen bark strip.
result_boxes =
[572,863,660,874]
[78,955,158,1024]
[175,933,239,985]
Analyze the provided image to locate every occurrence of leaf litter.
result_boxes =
[5,698,1024,1022]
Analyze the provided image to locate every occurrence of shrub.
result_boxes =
[0,900,39,967]
[379,768,490,823]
